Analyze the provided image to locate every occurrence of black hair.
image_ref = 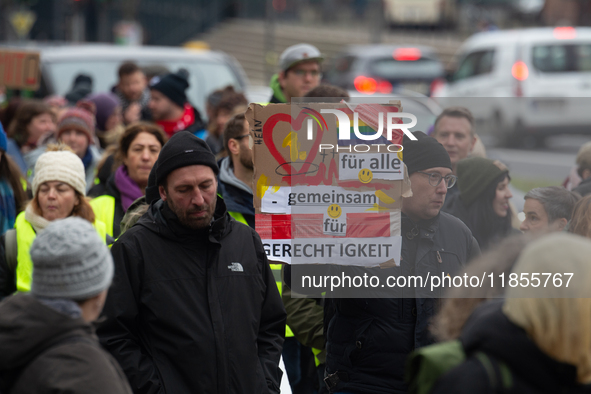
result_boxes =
[465,173,513,251]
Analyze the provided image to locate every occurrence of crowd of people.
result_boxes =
[0,41,590,394]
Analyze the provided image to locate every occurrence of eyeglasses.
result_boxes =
[417,171,457,189]
[291,69,322,78]
[232,134,250,141]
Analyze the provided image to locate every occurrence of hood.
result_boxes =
[269,74,287,104]
[461,300,580,391]
[442,191,469,224]
[219,157,252,195]
[218,158,254,216]
[0,294,93,370]
[138,196,231,243]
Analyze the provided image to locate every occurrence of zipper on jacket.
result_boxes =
[436,251,442,263]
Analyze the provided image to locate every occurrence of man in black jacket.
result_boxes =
[97,131,286,394]
[323,132,480,394]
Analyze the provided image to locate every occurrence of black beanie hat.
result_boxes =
[149,69,189,108]
[150,131,219,199]
[402,131,452,175]
[457,157,509,207]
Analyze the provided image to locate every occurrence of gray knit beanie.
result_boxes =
[30,217,113,300]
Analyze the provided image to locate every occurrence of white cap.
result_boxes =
[32,150,87,197]
[279,43,324,72]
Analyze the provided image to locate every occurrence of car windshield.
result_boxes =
[369,57,444,80]
[532,43,591,73]
[45,59,242,114]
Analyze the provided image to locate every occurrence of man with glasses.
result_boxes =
[218,113,255,228]
[269,44,324,104]
[323,132,480,394]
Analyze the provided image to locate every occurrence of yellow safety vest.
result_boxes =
[229,210,294,338]
[14,212,108,293]
[90,195,116,237]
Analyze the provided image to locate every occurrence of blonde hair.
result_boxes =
[569,194,591,239]
[431,234,532,341]
[31,191,95,224]
[44,142,75,154]
[503,233,591,384]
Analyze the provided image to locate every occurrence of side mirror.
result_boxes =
[445,70,455,82]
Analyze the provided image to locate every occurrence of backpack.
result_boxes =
[405,339,513,394]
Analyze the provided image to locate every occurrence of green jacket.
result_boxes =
[269,74,287,104]
[282,267,326,365]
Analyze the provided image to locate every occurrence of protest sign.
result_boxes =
[0,49,40,90]
[246,101,411,267]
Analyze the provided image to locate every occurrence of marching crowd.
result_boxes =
[0,42,590,394]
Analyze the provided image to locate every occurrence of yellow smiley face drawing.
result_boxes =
[358,169,373,183]
[327,204,342,219]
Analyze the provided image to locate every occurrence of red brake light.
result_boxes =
[512,61,529,81]
[430,78,445,96]
[354,76,377,94]
[553,26,576,40]
[377,80,392,94]
[393,48,421,61]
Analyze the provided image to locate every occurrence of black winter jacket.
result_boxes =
[324,212,479,394]
[433,300,591,394]
[0,294,132,394]
[97,197,286,394]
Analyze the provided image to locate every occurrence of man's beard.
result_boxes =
[239,149,253,170]
[167,197,216,230]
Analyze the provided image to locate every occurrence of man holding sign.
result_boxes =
[323,132,480,394]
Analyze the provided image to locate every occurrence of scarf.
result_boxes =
[114,165,144,212]
[156,103,195,137]
[37,297,82,319]
[81,147,93,170]
[0,179,16,234]
[24,204,51,233]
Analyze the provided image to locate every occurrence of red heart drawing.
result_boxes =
[262,110,324,181]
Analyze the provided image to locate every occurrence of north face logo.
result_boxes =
[228,262,244,272]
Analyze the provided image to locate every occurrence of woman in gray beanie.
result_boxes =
[0,217,132,394]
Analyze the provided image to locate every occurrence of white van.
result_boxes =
[434,27,591,146]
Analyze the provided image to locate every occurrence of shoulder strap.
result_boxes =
[5,229,17,272]
[475,352,513,393]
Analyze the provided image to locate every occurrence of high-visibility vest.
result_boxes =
[229,209,294,338]
[90,195,116,237]
[14,212,108,293]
